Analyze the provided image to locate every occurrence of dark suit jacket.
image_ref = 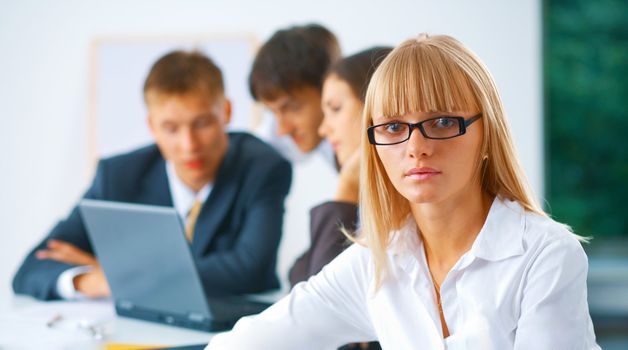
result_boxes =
[13,132,292,300]
[288,201,358,287]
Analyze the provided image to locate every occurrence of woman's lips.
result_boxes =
[405,167,441,180]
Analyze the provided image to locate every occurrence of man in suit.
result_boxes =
[12,50,292,301]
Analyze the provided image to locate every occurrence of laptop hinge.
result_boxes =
[187,312,207,322]
[117,300,135,311]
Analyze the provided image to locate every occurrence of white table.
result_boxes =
[0,295,213,350]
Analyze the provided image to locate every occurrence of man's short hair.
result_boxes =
[249,24,341,101]
[143,50,224,101]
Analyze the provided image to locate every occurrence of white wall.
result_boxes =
[0,0,541,304]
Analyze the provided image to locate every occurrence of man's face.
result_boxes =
[147,91,231,191]
[261,86,324,153]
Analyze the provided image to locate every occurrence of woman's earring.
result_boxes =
[482,154,489,161]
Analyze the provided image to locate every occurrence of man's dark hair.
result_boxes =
[249,24,341,101]
[143,50,224,101]
[327,46,393,103]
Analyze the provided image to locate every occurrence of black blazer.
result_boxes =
[288,201,358,287]
[13,132,292,300]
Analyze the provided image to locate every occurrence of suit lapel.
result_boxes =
[191,134,241,256]
[139,151,173,207]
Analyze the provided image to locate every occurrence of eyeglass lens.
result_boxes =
[373,117,462,144]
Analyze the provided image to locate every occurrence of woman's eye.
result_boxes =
[385,122,405,133]
[433,118,456,128]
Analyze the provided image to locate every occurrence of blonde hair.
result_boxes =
[358,33,545,289]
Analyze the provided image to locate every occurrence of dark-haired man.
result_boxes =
[249,23,341,160]
[13,50,292,300]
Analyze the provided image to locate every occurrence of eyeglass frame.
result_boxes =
[367,113,483,145]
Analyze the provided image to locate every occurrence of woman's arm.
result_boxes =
[207,244,377,350]
[514,236,600,350]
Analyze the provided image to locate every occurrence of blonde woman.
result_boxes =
[207,34,599,350]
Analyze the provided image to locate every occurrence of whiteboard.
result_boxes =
[88,34,260,160]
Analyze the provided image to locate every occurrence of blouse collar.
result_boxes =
[388,197,527,273]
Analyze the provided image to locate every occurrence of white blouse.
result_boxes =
[207,198,600,350]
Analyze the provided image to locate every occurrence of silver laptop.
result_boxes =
[78,199,270,332]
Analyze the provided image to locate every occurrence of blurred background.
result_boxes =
[544,0,628,347]
[0,0,625,347]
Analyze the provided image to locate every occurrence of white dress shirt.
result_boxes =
[56,161,212,299]
[207,198,599,350]
[164,161,212,222]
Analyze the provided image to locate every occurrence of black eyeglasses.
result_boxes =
[367,114,482,145]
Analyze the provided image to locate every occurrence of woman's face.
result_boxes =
[374,111,484,206]
[319,74,364,167]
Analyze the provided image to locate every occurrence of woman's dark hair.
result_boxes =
[327,46,393,103]
[249,23,341,101]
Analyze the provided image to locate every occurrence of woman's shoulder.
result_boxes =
[522,206,581,242]
[318,242,374,278]
[305,243,376,297]
[337,243,374,267]
[519,204,588,266]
